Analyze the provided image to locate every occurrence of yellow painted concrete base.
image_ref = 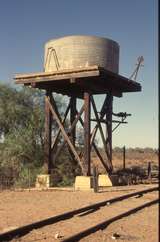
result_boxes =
[98,174,113,187]
[75,176,93,191]
[35,174,50,188]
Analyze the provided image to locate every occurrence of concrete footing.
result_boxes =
[35,174,123,190]
[98,174,113,187]
[75,174,114,191]
[35,174,50,188]
[75,176,94,191]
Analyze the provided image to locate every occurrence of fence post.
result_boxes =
[147,162,152,183]
[123,146,126,169]
[28,168,31,190]
[93,166,98,193]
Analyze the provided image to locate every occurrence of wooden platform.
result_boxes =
[15,65,141,98]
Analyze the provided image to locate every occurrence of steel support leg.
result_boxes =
[84,92,91,176]
[70,96,77,146]
[44,90,52,174]
[106,93,113,172]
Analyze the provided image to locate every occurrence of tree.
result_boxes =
[0,83,86,187]
[0,83,71,187]
[0,84,45,185]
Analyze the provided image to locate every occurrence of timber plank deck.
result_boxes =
[14,65,141,98]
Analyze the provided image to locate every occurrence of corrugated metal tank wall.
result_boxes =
[44,35,119,73]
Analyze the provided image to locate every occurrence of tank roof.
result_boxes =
[45,35,119,47]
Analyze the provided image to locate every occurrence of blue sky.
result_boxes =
[0,0,158,148]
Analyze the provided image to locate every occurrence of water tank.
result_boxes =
[44,35,119,73]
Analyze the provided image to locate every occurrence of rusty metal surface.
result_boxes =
[91,96,113,173]
[46,97,82,168]
[105,93,113,169]
[44,91,52,173]
[84,92,91,176]
[70,97,77,146]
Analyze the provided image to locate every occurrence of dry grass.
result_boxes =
[91,148,158,173]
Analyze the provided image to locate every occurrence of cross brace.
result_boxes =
[44,92,113,175]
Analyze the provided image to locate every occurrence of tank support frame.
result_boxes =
[44,91,113,175]
[15,66,141,176]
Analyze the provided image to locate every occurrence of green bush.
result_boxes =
[0,83,82,188]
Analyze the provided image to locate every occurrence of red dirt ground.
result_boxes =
[0,184,158,242]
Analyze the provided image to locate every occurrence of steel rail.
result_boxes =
[0,186,158,241]
[62,198,159,242]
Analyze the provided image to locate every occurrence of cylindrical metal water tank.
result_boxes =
[44,35,119,73]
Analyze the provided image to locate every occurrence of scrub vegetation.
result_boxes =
[0,83,80,188]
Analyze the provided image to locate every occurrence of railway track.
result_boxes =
[0,186,158,242]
